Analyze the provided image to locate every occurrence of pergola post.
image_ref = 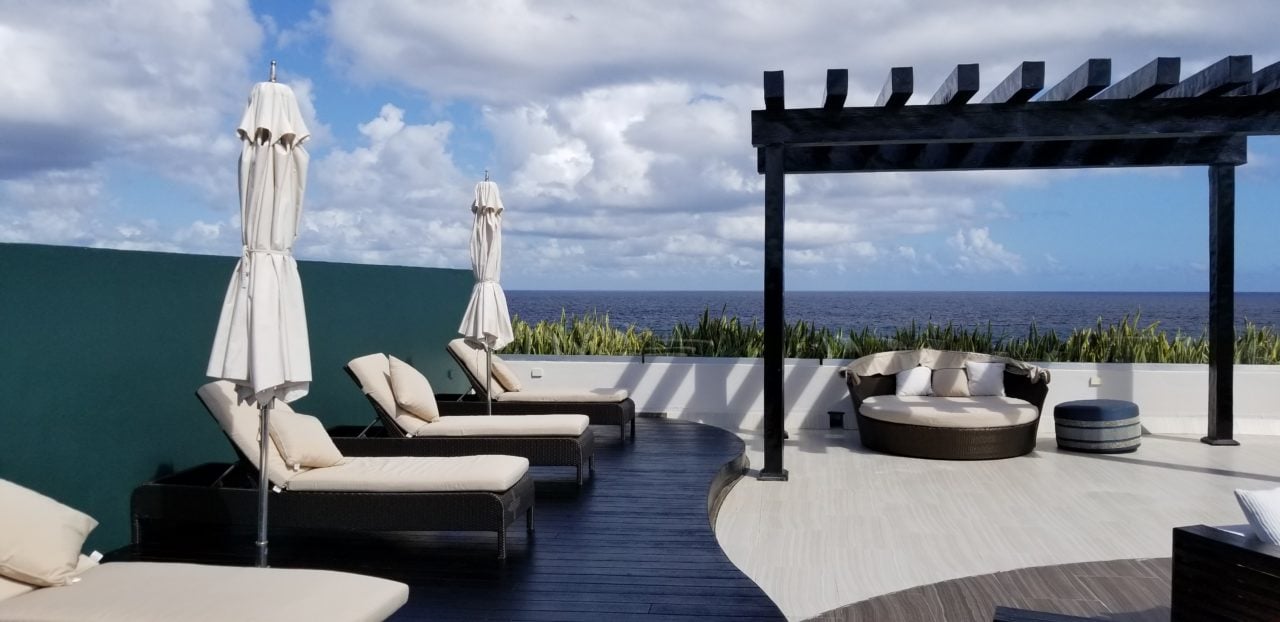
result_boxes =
[1203,163,1240,446]
[760,142,789,481]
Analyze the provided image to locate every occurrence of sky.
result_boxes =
[1,0,1278,292]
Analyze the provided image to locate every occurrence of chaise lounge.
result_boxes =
[446,338,638,440]
[842,349,1051,460]
[341,353,596,484]
[0,479,409,622]
[136,381,535,559]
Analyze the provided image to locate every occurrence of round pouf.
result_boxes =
[1054,399,1141,453]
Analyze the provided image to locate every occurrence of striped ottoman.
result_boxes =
[1054,399,1141,453]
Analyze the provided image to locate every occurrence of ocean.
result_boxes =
[506,291,1280,337]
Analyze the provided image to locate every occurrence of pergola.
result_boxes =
[752,56,1280,480]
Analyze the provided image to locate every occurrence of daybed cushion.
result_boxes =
[388,355,441,422]
[394,413,590,437]
[895,367,933,396]
[494,388,630,402]
[0,562,408,622]
[859,395,1039,428]
[0,480,99,587]
[931,368,970,397]
[966,361,1006,396]
[286,455,529,493]
[269,412,344,470]
[1235,486,1280,544]
[197,381,302,487]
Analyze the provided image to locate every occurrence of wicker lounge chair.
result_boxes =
[341,354,595,484]
[1172,524,1280,621]
[1,480,409,622]
[446,338,637,440]
[842,350,1051,460]
[164,381,535,559]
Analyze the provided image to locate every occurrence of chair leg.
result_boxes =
[630,417,636,441]
[589,455,595,473]
[576,463,583,486]
[498,527,507,560]
[526,507,534,533]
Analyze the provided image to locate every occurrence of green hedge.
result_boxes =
[507,309,1280,364]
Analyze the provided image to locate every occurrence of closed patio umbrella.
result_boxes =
[458,177,513,416]
[205,66,311,567]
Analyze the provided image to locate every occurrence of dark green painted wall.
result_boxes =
[0,243,473,550]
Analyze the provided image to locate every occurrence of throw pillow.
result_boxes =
[388,355,441,422]
[267,411,344,470]
[895,366,933,396]
[0,479,99,586]
[1236,486,1280,545]
[490,356,523,392]
[966,361,1006,396]
[931,368,971,397]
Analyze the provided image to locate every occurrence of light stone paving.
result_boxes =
[714,429,1280,621]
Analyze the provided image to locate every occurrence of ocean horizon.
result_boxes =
[507,290,1280,337]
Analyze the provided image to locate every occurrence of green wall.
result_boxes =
[0,243,473,550]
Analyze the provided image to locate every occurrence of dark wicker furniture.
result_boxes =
[340,364,595,485]
[844,368,1050,461]
[1172,524,1280,621]
[446,346,637,441]
[132,462,534,559]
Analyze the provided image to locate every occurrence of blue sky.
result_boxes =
[2,1,1278,292]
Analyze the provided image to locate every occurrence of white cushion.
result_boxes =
[388,355,441,422]
[0,480,99,587]
[196,381,301,487]
[0,574,35,602]
[490,356,523,392]
[286,455,529,493]
[268,412,344,470]
[1235,487,1280,545]
[346,354,397,417]
[399,414,590,437]
[0,562,409,622]
[894,367,933,396]
[493,388,630,402]
[931,368,970,397]
[859,396,1039,428]
[966,361,1006,396]
[448,339,506,397]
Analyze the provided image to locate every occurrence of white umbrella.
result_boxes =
[205,68,311,567]
[457,177,513,416]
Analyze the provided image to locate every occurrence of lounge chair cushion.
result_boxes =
[197,381,305,487]
[859,395,1039,428]
[388,355,441,422]
[490,356,523,392]
[286,455,529,493]
[0,562,409,622]
[268,412,344,469]
[931,368,971,397]
[0,480,98,587]
[1235,486,1280,544]
[0,574,36,602]
[447,339,507,397]
[494,388,630,403]
[966,361,1007,396]
[396,414,590,437]
[894,367,933,396]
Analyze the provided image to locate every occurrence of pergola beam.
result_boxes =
[1039,58,1111,102]
[929,64,980,106]
[751,96,1280,146]
[823,69,849,110]
[758,136,1246,174]
[875,67,913,107]
[980,61,1044,103]
[1094,57,1180,100]
[1159,55,1252,99]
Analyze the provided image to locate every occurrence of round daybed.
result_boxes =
[842,350,1051,460]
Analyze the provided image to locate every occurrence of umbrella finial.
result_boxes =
[484,169,489,181]
[269,60,277,83]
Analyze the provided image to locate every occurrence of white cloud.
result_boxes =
[947,227,1024,274]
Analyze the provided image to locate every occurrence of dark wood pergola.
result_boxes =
[752,56,1280,480]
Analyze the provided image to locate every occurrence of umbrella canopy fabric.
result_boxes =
[206,81,312,406]
[458,180,513,351]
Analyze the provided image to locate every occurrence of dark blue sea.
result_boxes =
[507,291,1280,337]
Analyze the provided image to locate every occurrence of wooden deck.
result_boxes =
[113,418,784,621]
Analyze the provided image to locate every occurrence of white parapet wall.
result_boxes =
[499,355,1280,437]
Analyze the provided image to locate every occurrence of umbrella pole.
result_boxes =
[256,397,273,568]
[486,345,493,416]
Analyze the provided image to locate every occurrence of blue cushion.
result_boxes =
[1054,399,1139,422]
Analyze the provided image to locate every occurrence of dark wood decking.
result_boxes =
[114,418,784,621]
[813,558,1172,622]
